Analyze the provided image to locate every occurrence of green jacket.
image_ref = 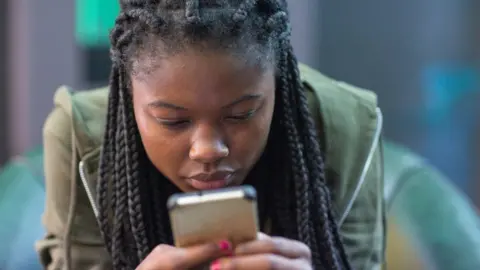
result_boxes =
[36,64,385,269]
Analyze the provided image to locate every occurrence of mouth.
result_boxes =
[186,171,235,190]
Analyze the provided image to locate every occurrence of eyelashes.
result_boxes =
[225,110,256,121]
[156,119,191,129]
[155,109,259,130]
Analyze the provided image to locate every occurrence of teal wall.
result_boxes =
[76,0,119,47]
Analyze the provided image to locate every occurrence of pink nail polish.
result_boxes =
[217,240,232,251]
[210,260,221,270]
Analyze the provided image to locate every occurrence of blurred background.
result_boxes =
[0,0,480,269]
[4,0,479,202]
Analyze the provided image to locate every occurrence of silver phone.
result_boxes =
[167,185,259,248]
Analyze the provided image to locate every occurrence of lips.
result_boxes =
[186,171,234,190]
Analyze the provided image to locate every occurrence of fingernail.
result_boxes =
[217,240,232,252]
[210,260,221,270]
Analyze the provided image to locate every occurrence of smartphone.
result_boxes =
[167,185,259,248]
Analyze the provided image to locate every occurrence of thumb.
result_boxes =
[257,232,271,240]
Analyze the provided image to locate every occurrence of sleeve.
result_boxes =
[389,165,480,270]
[339,141,385,270]
[35,105,112,270]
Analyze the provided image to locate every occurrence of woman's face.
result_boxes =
[131,50,275,192]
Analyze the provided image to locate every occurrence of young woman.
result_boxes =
[36,0,385,269]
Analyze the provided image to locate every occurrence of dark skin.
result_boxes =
[132,50,274,192]
[131,49,312,270]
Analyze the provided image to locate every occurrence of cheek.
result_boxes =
[134,108,189,179]
[228,102,274,167]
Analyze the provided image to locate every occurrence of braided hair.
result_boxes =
[98,0,352,269]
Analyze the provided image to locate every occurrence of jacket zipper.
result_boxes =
[338,108,384,226]
[78,161,100,218]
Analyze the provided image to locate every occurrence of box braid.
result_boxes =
[97,0,352,269]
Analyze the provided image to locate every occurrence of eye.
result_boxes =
[156,119,191,129]
[226,110,256,122]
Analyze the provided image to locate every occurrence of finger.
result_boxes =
[139,241,230,270]
[212,254,310,270]
[256,232,270,240]
[137,244,179,270]
[235,237,311,260]
[178,241,232,268]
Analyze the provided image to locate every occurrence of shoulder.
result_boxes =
[42,86,110,245]
[298,64,380,157]
[43,85,109,227]
[299,63,383,219]
[44,85,109,157]
[299,63,378,118]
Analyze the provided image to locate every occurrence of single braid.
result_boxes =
[120,85,150,261]
[276,50,323,266]
[111,89,128,269]
[97,1,354,269]
[97,65,120,255]
[286,44,352,268]
[98,19,127,248]
[279,45,345,269]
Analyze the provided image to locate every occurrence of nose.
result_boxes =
[189,129,229,164]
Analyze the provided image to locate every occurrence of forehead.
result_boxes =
[130,50,275,105]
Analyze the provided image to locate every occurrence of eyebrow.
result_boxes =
[223,94,262,109]
[147,101,187,110]
[147,94,262,111]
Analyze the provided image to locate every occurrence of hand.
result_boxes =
[210,233,312,270]
[136,240,233,270]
